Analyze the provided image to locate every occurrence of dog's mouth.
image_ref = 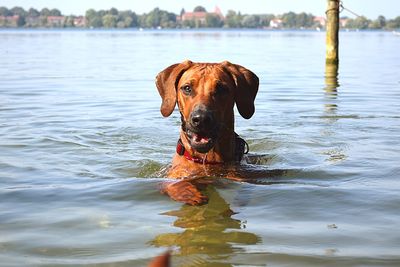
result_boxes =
[185,129,216,153]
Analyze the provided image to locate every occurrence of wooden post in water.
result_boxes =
[326,0,340,65]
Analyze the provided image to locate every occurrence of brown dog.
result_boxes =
[156,60,259,205]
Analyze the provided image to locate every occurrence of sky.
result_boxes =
[2,0,399,19]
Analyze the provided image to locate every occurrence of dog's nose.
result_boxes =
[190,106,214,130]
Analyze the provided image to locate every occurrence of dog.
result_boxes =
[155,60,259,205]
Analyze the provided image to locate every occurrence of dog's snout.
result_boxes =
[190,106,214,130]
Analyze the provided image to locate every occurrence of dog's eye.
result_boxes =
[181,85,192,95]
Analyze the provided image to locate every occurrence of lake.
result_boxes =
[0,29,399,266]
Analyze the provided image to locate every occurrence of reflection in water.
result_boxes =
[322,63,347,163]
[324,63,339,115]
[151,186,260,266]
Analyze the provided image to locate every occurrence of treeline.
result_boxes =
[1,6,400,30]
[0,6,81,27]
[85,8,140,28]
[225,11,316,28]
[345,15,400,29]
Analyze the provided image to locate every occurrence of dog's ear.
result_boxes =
[155,60,193,117]
[222,61,259,119]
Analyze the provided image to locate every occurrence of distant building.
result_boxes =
[0,15,21,27]
[73,16,86,27]
[25,16,41,27]
[313,16,326,27]
[313,16,349,28]
[47,16,66,27]
[269,18,283,28]
[340,18,349,27]
[178,6,224,25]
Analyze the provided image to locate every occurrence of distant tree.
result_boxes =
[377,15,386,28]
[0,7,11,16]
[281,11,314,28]
[225,10,242,28]
[296,12,313,28]
[11,6,26,16]
[370,15,386,29]
[242,15,260,28]
[205,13,223,27]
[109,7,118,16]
[160,11,176,28]
[182,19,195,28]
[39,16,47,26]
[49,8,62,16]
[193,6,206,12]
[28,8,40,17]
[17,15,25,26]
[145,8,161,27]
[259,14,275,27]
[40,8,50,16]
[97,10,106,17]
[180,8,185,17]
[386,16,400,29]
[138,14,147,28]
[282,12,297,28]
[64,16,75,27]
[85,9,96,19]
[346,16,370,29]
[129,12,138,27]
[85,9,102,27]
[142,8,175,28]
[118,10,138,27]
[102,14,117,28]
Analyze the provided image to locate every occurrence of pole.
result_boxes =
[326,0,340,65]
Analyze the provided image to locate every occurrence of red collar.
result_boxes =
[176,136,248,165]
[176,139,222,165]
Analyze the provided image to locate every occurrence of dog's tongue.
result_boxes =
[192,133,210,144]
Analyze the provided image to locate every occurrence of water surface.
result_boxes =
[1,29,400,266]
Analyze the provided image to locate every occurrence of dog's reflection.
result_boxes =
[151,186,260,264]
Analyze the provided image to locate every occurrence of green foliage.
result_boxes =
[109,7,118,16]
[0,5,399,30]
[64,16,75,27]
[205,14,223,28]
[140,8,176,28]
[84,8,139,28]
[11,6,26,16]
[182,19,195,28]
[296,12,314,28]
[28,8,39,17]
[86,9,102,27]
[225,10,242,28]
[369,15,386,29]
[49,8,61,16]
[120,11,138,27]
[345,16,370,29]
[281,12,313,28]
[16,14,25,26]
[40,8,50,16]
[259,14,275,27]
[343,15,399,30]
[102,14,117,28]
[0,7,11,16]
[385,16,400,29]
[241,15,260,28]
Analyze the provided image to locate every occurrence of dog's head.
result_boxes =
[156,60,259,153]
